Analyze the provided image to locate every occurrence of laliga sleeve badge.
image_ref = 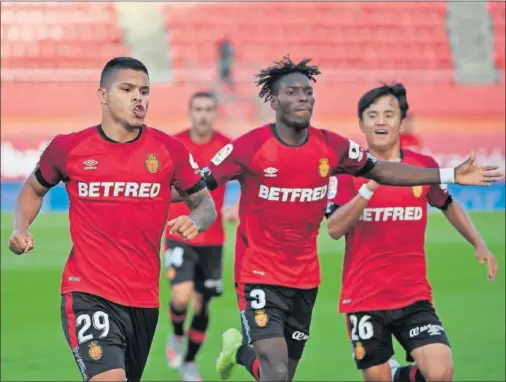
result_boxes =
[254,309,268,327]
[318,158,330,177]
[412,185,423,198]
[354,341,365,360]
[145,153,160,174]
[88,341,103,361]
[211,143,233,166]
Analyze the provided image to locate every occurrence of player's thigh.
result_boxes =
[61,292,126,381]
[394,300,453,379]
[124,307,159,382]
[235,283,290,345]
[194,245,224,299]
[346,310,394,371]
[284,287,318,361]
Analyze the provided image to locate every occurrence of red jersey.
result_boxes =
[400,132,422,152]
[36,125,203,308]
[166,130,231,246]
[200,124,376,289]
[327,149,452,313]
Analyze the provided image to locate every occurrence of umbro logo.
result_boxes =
[83,159,98,170]
[263,167,278,177]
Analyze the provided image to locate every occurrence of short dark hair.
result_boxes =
[100,57,148,88]
[189,91,218,109]
[358,83,409,120]
[255,56,321,102]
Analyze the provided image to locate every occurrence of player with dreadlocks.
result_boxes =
[195,57,502,381]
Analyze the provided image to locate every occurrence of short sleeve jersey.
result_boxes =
[200,124,376,289]
[166,130,231,246]
[326,149,452,313]
[36,125,204,308]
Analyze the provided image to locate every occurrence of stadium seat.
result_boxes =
[161,2,454,83]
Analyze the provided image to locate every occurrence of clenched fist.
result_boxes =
[8,230,34,255]
[167,216,199,241]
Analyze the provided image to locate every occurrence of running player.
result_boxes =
[8,57,217,382]
[165,91,238,381]
[192,57,502,382]
[326,83,498,382]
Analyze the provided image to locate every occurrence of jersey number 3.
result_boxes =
[349,314,374,341]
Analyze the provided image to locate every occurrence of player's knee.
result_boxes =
[256,348,288,381]
[89,368,126,381]
[171,284,193,309]
[422,364,453,382]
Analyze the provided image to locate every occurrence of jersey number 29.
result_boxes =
[76,311,110,344]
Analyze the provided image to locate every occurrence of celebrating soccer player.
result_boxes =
[326,83,499,382]
[8,57,217,382]
[180,56,501,382]
[165,91,238,381]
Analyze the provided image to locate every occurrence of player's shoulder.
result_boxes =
[146,126,187,148]
[173,129,190,140]
[213,130,233,144]
[310,126,348,144]
[403,149,439,167]
[47,125,97,152]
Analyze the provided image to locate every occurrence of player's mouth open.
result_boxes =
[375,129,388,135]
[133,105,145,118]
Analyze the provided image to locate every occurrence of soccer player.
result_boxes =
[165,91,238,381]
[7,57,217,382]
[325,83,498,382]
[192,57,502,382]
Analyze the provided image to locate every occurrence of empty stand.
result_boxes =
[1,2,128,72]
[489,2,505,70]
[162,2,454,83]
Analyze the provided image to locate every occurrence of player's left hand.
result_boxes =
[455,151,504,186]
[167,216,199,241]
[475,243,498,281]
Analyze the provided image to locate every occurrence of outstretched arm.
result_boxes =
[365,152,502,187]
[443,200,497,280]
[9,171,50,254]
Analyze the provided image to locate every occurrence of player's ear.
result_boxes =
[97,87,108,105]
[359,119,366,133]
[399,118,406,133]
[270,96,279,111]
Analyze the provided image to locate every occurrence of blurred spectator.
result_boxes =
[400,113,423,152]
[217,37,235,91]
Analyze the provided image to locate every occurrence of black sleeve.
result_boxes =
[200,166,219,191]
[354,153,377,177]
[184,179,207,195]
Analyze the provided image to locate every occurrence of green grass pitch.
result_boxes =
[1,212,504,381]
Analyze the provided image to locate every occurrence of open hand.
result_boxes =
[167,216,199,241]
[455,152,504,186]
[475,243,498,281]
[8,230,34,255]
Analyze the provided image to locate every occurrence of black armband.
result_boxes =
[34,168,55,189]
[325,202,340,219]
[436,195,453,211]
[200,166,218,191]
[185,179,207,195]
[354,155,377,177]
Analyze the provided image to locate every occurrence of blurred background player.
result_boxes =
[8,57,217,382]
[325,83,498,382]
[165,91,238,381]
[193,57,501,382]
[400,113,423,152]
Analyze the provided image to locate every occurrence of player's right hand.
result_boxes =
[167,216,199,241]
[366,180,380,192]
[8,231,34,255]
[454,151,504,186]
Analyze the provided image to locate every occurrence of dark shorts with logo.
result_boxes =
[61,292,158,382]
[164,239,224,298]
[346,300,451,370]
[235,283,318,360]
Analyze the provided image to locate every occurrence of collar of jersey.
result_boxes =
[97,124,144,144]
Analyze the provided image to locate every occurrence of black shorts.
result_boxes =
[61,292,158,382]
[346,300,451,370]
[236,283,318,360]
[165,239,223,298]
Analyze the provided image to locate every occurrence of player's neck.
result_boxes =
[100,120,141,143]
[189,129,214,144]
[272,122,308,146]
[369,146,402,162]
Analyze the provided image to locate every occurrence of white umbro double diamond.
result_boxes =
[264,167,278,177]
[83,159,98,170]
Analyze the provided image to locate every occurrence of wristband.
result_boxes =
[439,168,455,184]
[358,184,374,200]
